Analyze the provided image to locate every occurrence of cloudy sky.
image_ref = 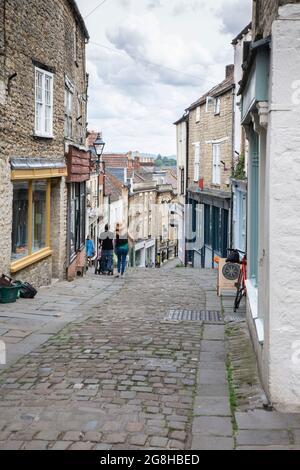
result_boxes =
[77,0,252,155]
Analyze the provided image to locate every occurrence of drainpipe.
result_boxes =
[184,114,189,267]
[230,87,235,249]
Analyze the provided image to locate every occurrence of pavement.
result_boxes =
[0,263,299,450]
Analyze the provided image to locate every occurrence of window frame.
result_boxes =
[11,179,52,273]
[65,87,73,140]
[214,96,221,115]
[195,106,200,123]
[212,143,221,185]
[34,67,54,138]
[193,142,201,182]
[180,168,185,195]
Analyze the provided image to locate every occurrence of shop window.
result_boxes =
[204,204,211,246]
[212,206,221,253]
[69,182,86,261]
[12,182,29,260]
[12,180,50,262]
[32,181,47,253]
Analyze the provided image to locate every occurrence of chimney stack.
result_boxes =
[226,64,234,78]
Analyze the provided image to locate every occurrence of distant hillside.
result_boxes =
[155,154,177,168]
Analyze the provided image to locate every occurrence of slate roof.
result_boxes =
[105,172,124,202]
[188,73,235,112]
[106,167,126,183]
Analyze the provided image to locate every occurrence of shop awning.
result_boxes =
[11,157,67,180]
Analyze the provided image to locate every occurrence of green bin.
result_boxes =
[0,285,20,304]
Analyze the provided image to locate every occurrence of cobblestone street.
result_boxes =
[0,266,300,450]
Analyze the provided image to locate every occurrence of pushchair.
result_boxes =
[95,250,114,276]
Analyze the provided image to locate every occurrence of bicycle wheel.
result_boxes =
[234,288,245,312]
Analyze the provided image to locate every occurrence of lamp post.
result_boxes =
[93,133,106,260]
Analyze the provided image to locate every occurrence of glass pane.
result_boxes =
[32,180,47,253]
[12,182,29,260]
[45,106,51,133]
[36,71,43,102]
[36,102,43,132]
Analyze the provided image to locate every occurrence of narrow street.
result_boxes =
[0,265,299,450]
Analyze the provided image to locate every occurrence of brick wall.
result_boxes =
[253,0,300,39]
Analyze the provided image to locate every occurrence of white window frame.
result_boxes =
[214,96,221,115]
[194,142,200,182]
[206,96,213,112]
[212,143,221,185]
[195,106,200,123]
[35,67,54,138]
[65,88,73,139]
[77,95,83,143]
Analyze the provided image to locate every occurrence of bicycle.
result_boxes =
[224,249,247,312]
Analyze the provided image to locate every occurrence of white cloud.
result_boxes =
[218,0,252,36]
[77,0,252,154]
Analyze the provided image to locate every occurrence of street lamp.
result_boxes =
[94,133,106,166]
[93,133,106,261]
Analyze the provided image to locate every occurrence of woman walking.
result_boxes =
[115,225,129,278]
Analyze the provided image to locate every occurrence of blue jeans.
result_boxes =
[102,250,113,273]
[117,249,128,275]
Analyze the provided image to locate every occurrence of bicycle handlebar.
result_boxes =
[227,248,246,255]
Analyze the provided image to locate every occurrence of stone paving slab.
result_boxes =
[236,445,300,451]
[236,429,291,446]
[192,435,234,450]
[235,410,291,430]
[197,384,229,397]
[202,325,225,341]
[198,369,227,385]
[192,416,232,437]
[194,397,231,417]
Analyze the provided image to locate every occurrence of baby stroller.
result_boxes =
[95,250,114,276]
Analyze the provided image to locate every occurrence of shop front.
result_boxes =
[9,158,67,286]
[66,145,91,280]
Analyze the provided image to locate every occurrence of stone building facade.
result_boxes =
[0,0,89,286]
[183,66,235,268]
[240,0,300,410]
[252,0,300,38]
[174,115,188,264]
[129,183,157,268]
